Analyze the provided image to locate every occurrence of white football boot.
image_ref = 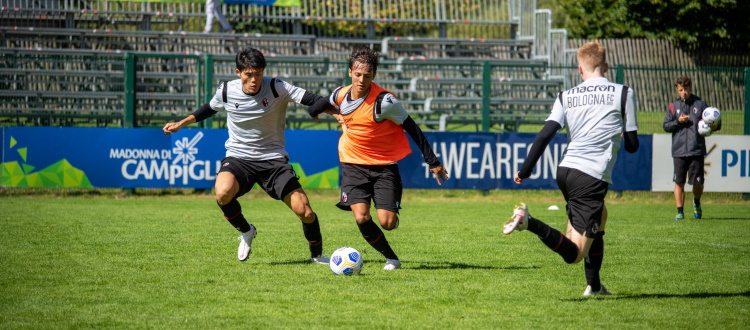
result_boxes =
[503,203,529,235]
[237,224,257,261]
[583,285,612,296]
[309,254,331,264]
[383,259,401,270]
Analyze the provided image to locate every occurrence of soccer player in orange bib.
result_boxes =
[309,45,449,270]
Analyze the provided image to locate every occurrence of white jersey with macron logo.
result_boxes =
[546,77,638,184]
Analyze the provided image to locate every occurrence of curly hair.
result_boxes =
[349,45,379,74]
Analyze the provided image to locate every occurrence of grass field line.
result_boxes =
[615,233,749,250]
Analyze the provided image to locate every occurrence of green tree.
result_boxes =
[558,0,749,49]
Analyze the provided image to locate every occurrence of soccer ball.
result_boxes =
[329,247,363,275]
[702,107,721,125]
[697,120,713,137]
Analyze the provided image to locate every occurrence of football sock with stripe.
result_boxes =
[585,231,605,292]
[217,199,252,233]
[302,213,323,257]
[526,217,578,264]
[357,218,398,260]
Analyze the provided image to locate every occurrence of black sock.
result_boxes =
[585,231,605,292]
[677,207,684,214]
[217,199,251,233]
[357,218,398,260]
[526,217,578,264]
[302,213,323,257]
[693,198,701,207]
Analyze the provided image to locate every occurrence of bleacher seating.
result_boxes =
[0,1,562,133]
[381,37,533,59]
[0,27,317,55]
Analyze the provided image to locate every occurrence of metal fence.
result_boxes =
[1,0,518,39]
[2,49,745,133]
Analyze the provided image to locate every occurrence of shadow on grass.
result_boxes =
[409,262,539,270]
[563,290,750,301]
[268,260,539,271]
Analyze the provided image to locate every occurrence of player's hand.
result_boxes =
[678,114,689,124]
[513,171,525,184]
[330,113,345,125]
[709,119,720,130]
[430,165,449,185]
[163,122,182,135]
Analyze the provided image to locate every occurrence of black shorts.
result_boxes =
[217,156,301,200]
[556,167,609,238]
[673,156,705,185]
[336,163,402,213]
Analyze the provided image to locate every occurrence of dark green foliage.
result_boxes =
[559,0,750,50]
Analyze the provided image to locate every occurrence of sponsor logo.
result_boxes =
[564,84,615,95]
[342,192,348,202]
[262,98,269,107]
[235,103,240,109]
[113,131,220,185]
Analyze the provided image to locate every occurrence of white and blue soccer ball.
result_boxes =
[329,247,363,275]
[697,120,713,137]
[702,107,721,125]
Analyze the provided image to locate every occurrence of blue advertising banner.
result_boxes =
[398,132,652,191]
[1,127,339,189]
[2,127,650,191]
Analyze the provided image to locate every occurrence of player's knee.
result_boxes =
[383,216,399,231]
[353,214,371,224]
[298,210,315,223]
[215,189,235,205]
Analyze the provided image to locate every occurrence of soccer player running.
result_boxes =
[663,76,721,221]
[309,45,449,270]
[163,47,331,264]
[504,42,639,296]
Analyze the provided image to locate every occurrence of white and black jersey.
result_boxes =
[209,77,306,161]
[329,88,409,124]
[548,77,638,184]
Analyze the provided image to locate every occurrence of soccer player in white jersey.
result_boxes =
[503,41,640,296]
[163,48,333,264]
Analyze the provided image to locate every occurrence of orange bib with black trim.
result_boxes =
[334,83,411,165]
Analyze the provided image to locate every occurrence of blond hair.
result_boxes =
[577,41,606,73]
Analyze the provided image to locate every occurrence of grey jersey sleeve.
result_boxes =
[546,92,566,128]
[375,93,409,124]
[624,86,638,132]
[277,79,307,104]
[209,82,228,112]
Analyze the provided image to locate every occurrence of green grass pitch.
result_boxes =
[1,189,749,328]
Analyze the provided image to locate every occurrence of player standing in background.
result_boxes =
[203,0,233,33]
[663,76,721,221]
[308,45,449,270]
[163,47,332,264]
[504,41,639,296]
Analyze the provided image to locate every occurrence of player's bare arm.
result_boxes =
[165,102,218,135]
[163,115,196,135]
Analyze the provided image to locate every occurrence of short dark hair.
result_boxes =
[236,48,266,71]
[675,76,691,89]
[349,45,379,74]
